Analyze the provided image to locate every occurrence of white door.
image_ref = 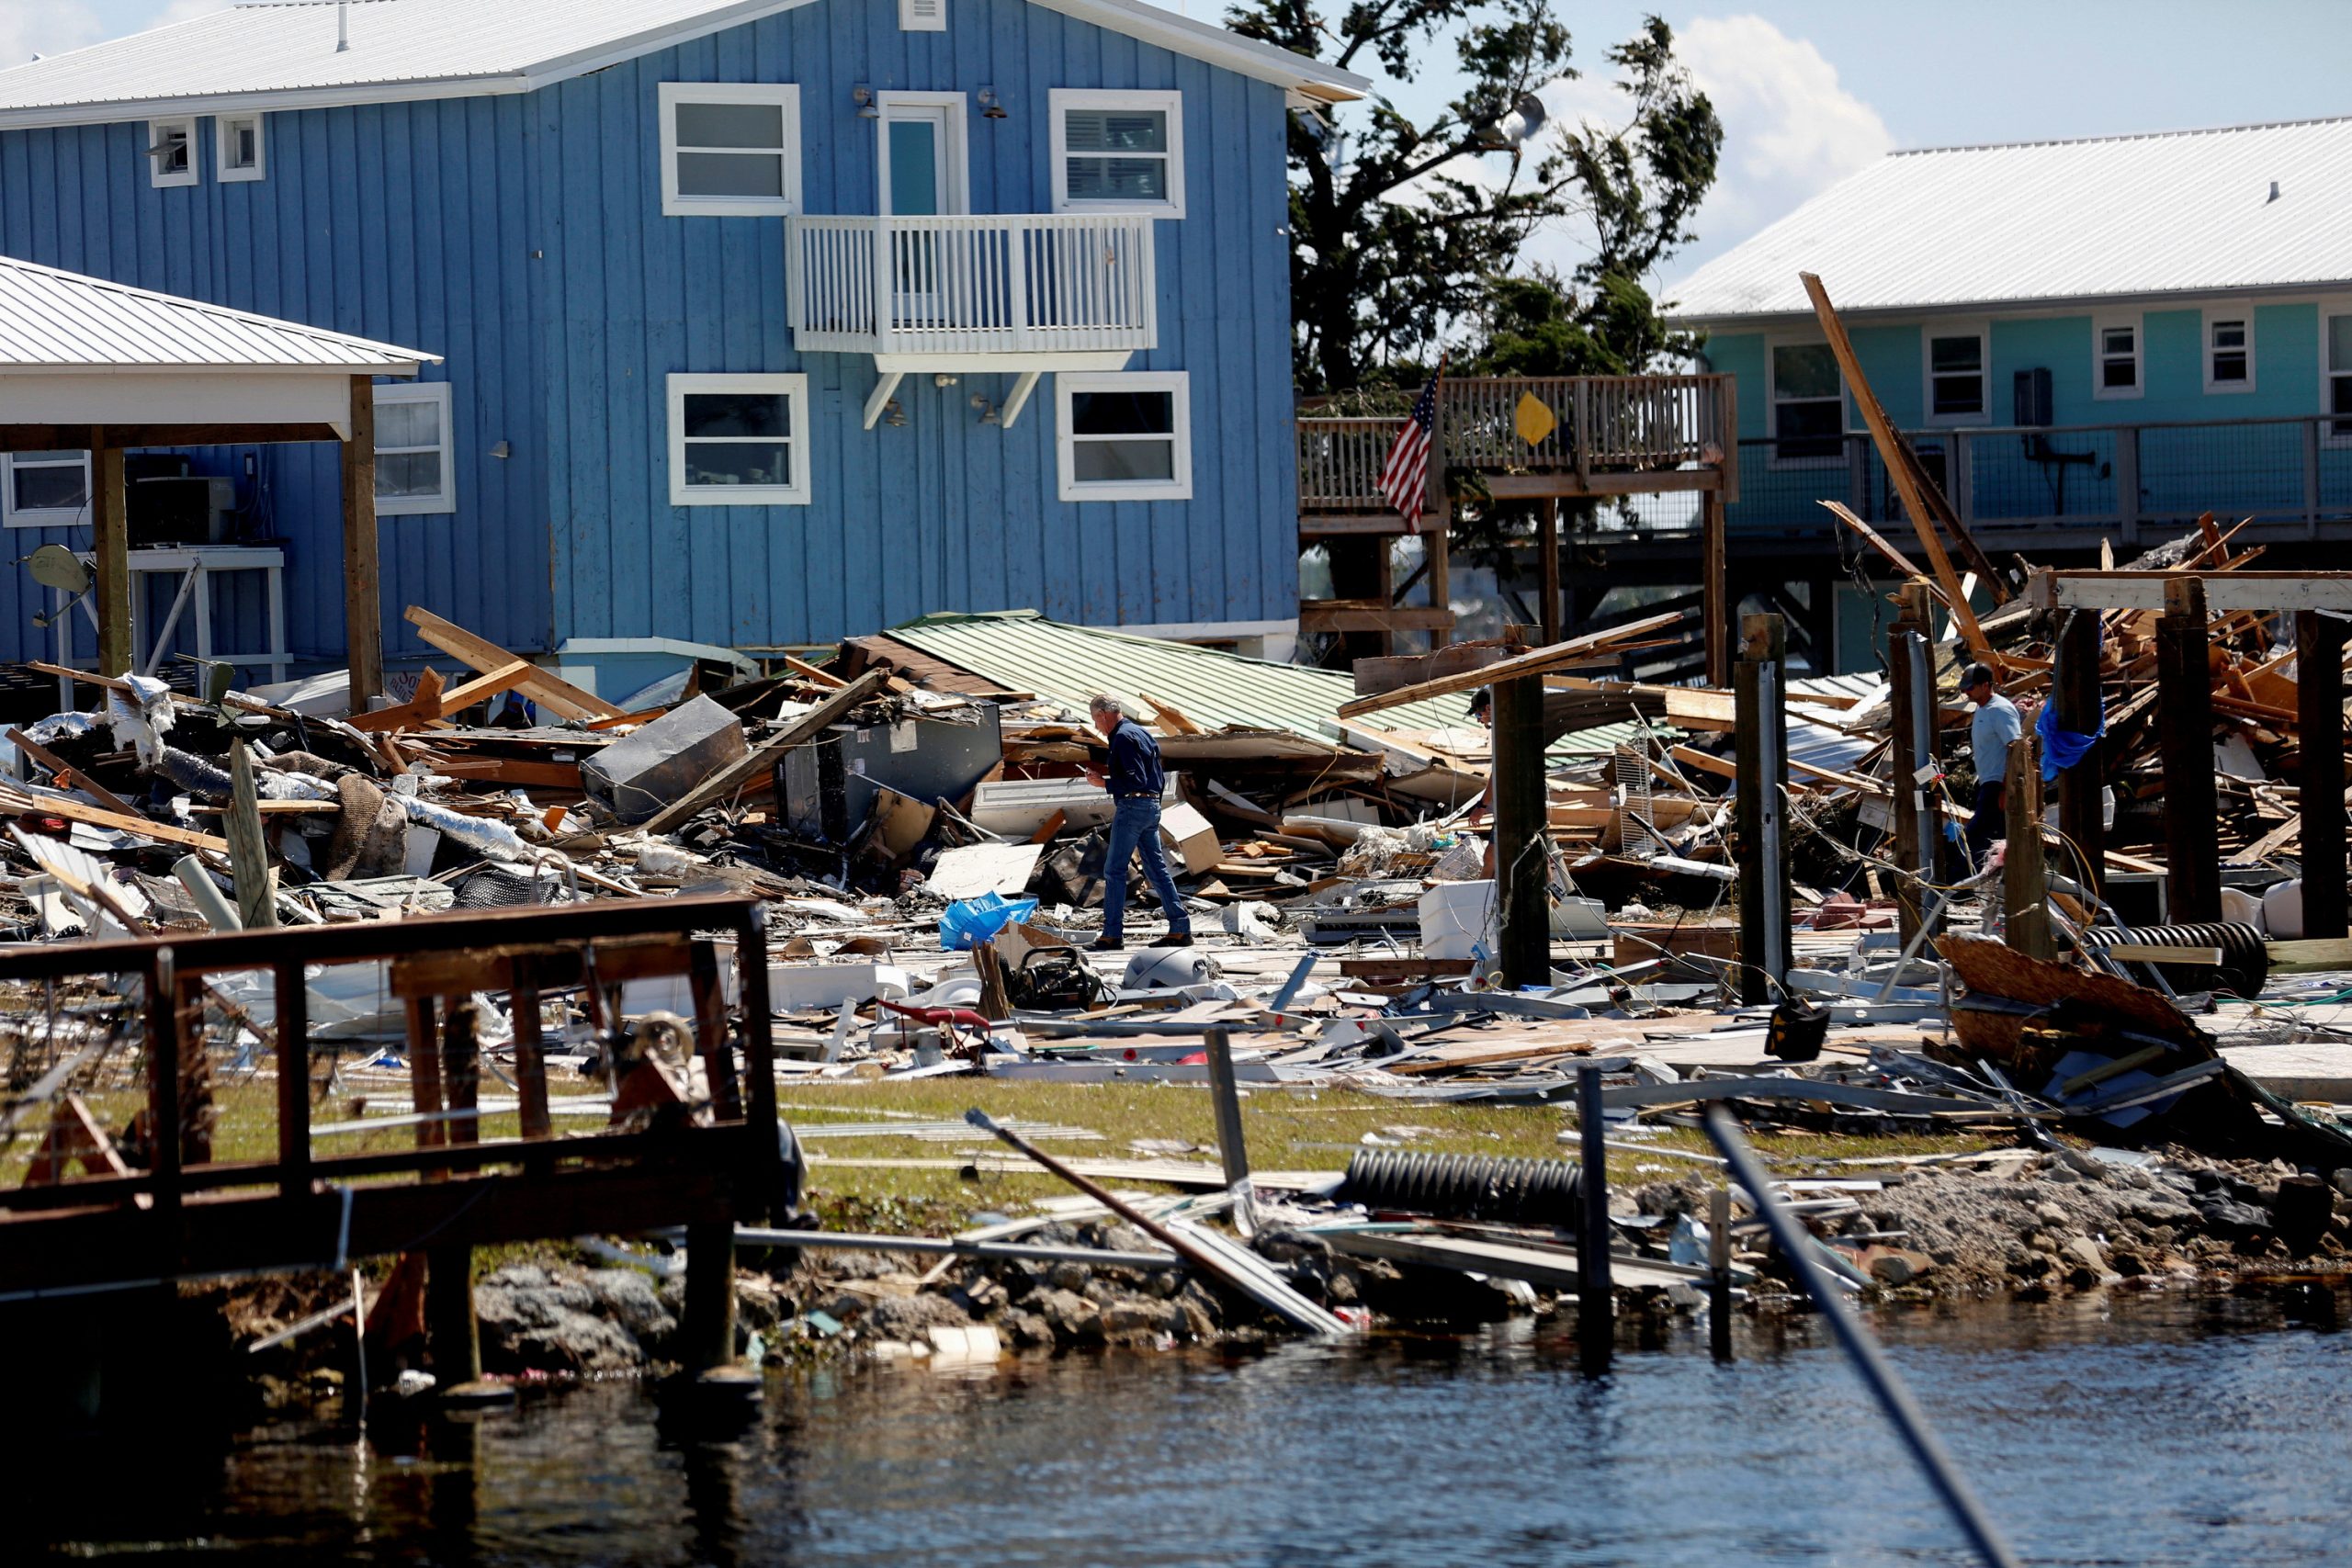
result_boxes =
[877,95,967,323]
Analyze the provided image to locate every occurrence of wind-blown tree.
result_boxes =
[1225,4,1724,394]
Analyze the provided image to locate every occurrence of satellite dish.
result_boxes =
[1494,92,1548,148]
[27,545,88,594]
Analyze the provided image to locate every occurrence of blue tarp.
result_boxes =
[2037,694,2105,782]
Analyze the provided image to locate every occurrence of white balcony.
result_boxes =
[786,213,1157,377]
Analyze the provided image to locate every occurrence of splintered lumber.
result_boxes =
[1819,500,1929,584]
[403,605,624,721]
[2028,570,2352,616]
[0,781,229,852]
[637,668,888,836]
[6,727,138,818]
[1800,273,1999,664]
[1338,611,1683,718]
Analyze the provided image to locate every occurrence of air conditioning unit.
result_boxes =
[128,474,236,546]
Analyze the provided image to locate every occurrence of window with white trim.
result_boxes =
[1768,342,1842,464]
[2206,312,2253,391]
[148,117,196,188]
[658,84,801,218]
[1926,326,1986,421]
[2093,314,2142,400]
[217,112,264,183]
[0,452,91,528]
[1056,371,1191,501]
[374,382,455,516]
[899,0,945,30]
[1049,89,1184,217]
[668,373,809,506]
[2326,310,2352,445]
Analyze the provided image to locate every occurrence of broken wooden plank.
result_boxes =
[403,605,624,720]
[0,782,229,852]
[6,727,139,818]
[1338,611,1684,718]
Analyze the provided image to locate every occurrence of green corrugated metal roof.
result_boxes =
[888,611,1473,743]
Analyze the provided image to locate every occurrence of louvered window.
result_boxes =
[899,0,945,30]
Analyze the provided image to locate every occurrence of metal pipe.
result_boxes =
[1702,1107,2022,1568]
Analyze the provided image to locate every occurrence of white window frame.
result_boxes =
[899,0,946,30]
[658,83,802,219]
[0,451,92,529]
[2204,309,2255,393]
[215,111,265,183]
[148,116,197,188]
[1055,370,1192,502]
[1048,88,1185,219]
[2323,301,2352,449]
[1921,321,1989,425]
[1764,337,1845,470]
[374,381,456,517]
[668,373,810,507]
[2092,311,2143,401]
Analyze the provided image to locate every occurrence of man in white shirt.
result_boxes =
[1962,661,2022,868]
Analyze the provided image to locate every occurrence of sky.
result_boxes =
[6,0,2349,289]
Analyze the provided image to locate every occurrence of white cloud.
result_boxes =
[0,2,105,67]
[1667,14,1892,278]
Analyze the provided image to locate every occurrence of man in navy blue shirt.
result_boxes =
[1083,694,1193,951]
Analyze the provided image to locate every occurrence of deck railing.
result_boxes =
[786,213,1157,357]
[1296,375,1737,515]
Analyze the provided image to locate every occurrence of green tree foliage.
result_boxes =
[1225,4,1723,394]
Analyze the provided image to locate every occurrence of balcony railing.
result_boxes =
[1296,375,1737,520]
[786,213,1156,358]
[1705,415,2352,545]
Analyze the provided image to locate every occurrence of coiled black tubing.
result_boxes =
[2081,920,2269,998]
[1336,1148,1584,1231]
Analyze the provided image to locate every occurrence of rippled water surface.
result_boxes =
[15,1290,2352,1565]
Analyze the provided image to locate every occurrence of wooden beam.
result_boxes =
[1340,609,1683,717]
[94,439,130,678]
[0,422,345,452]
[1799,274,1997,666]
[2155,577,2221,923]
[1491,674,1549,987]
[1702,490,1730,687]
[403,604,624,720]
[1734,613,1789,1002]
[341,377,383,712]
[6,727,139,818]
[2004,736,2052,959]
[1538,497,1561,646]
[2299,609,2347,938]
[1480,468,1724,500]
[1819,500,1928,583]
[2029,570,2352,615]
[0,782,228,852]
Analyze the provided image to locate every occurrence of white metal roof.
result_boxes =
[0,0,1364,129]
[0,253,433,371]
[1670,116,2352,324]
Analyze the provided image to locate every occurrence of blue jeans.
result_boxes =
[1102,796,1189,942]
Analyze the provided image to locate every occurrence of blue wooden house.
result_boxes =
[1664,115,2352,670]
[0,0,1363,686]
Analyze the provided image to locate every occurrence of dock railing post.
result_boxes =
[1735,613,1791,1001]
[2155,577,2221,923]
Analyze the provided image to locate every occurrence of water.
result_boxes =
[14,1289,2352,1565]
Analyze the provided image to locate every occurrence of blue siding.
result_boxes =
[0,103,553,670]
[0,0,1298,673]
[534,0,1297,649]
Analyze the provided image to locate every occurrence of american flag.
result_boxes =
[1376,372,1440,525]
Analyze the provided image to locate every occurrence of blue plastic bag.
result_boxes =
[938,890,1039,951]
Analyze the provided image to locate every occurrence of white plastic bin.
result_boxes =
[1419,880,1498,961]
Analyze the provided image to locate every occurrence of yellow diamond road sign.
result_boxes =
[1514,390,1557,446]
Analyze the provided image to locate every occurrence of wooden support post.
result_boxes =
[2003,736,2052,959]
[1702,490,1729,687]
[94,441,130,677]
[1708,1183,1733,1362]
[442,996,480,1147]
[1538,497,1562,646]
[508,957,553,1143]
[274,961,310,1201]
[1489,673,1550,987]
[681,1218,739,1374]
[405,997,444,1150]
[736,902,782,1222]
[1426,524,1451,637]
[688,940,742,1122]
[1734,613,1791,1002]
[2155,577,2221,924]
[341,376,383,713]
[226,740,277,931]
[1576,1065,1611,1372]
[2054,607,2106,901]
[146,947,181,1222]
[424,1246,481,1387]
[1886,626,1931,942]
[2297,609,2348,939]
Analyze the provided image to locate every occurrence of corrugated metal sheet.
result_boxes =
[888,611,1474,741]
[0,254,431,369]
[0,0,1361,123]
[1672,117,2352,321]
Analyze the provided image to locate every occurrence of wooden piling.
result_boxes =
[1538,497,1562,646]
[1887,626,1929,942]
[2297,609,2347,939]
[2155,577,2221,923]
[1734,613,1790,1002]
[2003,737,2053,959]
[681,1219,739,1374]
[1702,491,1730,688]
[1490,673,1550,987]
[1576,1066,1611,1371]
[1708,1183,1733,1362]
[2054,607,2106,901]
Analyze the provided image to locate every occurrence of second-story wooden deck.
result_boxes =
[1296,375,1740,654]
